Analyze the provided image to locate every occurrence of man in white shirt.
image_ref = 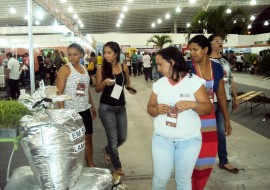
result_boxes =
[236,53,244,72]
[142,52,152,81]
[6,52,21,99]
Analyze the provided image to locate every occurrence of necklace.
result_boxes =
[196,61,212,80]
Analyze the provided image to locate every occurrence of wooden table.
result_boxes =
[235,91,265,115]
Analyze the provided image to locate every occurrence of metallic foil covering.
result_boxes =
[21,109,85,190]
[16,81,112,190]
[5,166,113,190]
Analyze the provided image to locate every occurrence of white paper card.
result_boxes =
[110,84,123,99]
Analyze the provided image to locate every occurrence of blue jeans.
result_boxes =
[152,66,159,80]
[98,103,127,169]
[152,133,202,190]
[214,101,231,165]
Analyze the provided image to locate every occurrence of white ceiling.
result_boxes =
[0,0,269,35]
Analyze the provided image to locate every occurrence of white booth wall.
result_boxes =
[93,33,270,51]
[0,25,269,52]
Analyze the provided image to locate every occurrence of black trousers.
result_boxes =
[8,79,20,100]
[138,62,143,75]
[132,64,138,76]
[144,67,153,81]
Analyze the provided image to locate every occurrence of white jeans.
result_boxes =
[152,133,202,190]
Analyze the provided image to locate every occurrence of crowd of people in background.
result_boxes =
[1,36,247,189]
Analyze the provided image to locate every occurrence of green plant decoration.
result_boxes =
[0,100,31,129]
[245,53,258,65]
[146,34,173,49]
[186,4,248,41]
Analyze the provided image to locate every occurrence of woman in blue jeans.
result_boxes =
[95,41,136,178]
[147,47,212,190]
[209,34,239,173]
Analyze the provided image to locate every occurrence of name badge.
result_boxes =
[76,82,85,96]
[110,84,123,100]
[166,106,178,127]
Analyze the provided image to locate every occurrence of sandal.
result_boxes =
[219,163,239,174]
[103,148,111,165]
[113,169,125,177]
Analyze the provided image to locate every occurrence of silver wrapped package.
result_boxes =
[21,109,85,190]
[5,166,113,190]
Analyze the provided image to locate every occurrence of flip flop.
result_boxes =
[219,164,239,174]
[103,148,111,165]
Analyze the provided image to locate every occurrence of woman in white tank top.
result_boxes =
[57,43,97,167]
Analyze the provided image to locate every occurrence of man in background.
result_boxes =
[131,50,138,76]
[6,52,20,99]
[37,49,46,80]
[236,53,244,72]
[137,51,143,75]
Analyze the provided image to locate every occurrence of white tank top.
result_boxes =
[64,62,90,112]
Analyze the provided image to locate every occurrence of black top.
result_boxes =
[100,69,126,106]
[37,55,45,64]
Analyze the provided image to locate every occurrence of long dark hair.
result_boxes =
[102,41,120,79]
[188,35,212,55]
[157,46,191,82]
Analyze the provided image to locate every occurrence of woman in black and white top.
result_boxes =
[57,43,97,167]
[95,41,136,179]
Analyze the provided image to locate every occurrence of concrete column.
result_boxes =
[27,0,35,94]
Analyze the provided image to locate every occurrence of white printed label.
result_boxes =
[69,126,85,141]
[110,84,123,100]
[166,117,177,123]
[73,141,85,153]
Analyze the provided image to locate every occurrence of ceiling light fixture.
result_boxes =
[264,21,269,26]
[116,23,120,27]
[226,8,232,14]
[118,19,122,24]
[68,7,73,13]
[250,0,256,5]
[127,0,133,2]
[35,20,40,25]
[250,15,255,20]
[73,14,78,19]
[186,23,191,27]
[60,0,67,3]
[190,0,196,4]
[120,13,125,19]
[233,20,237,24]
[165,13,170,19]
[10,7,16,14]
[151,23,156,27]
[24,15,28,20]
[123,6,128,12]
[247,24,252,29]
[176,7,181,13]
[80,24,84,28]
[157,19,162,24]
